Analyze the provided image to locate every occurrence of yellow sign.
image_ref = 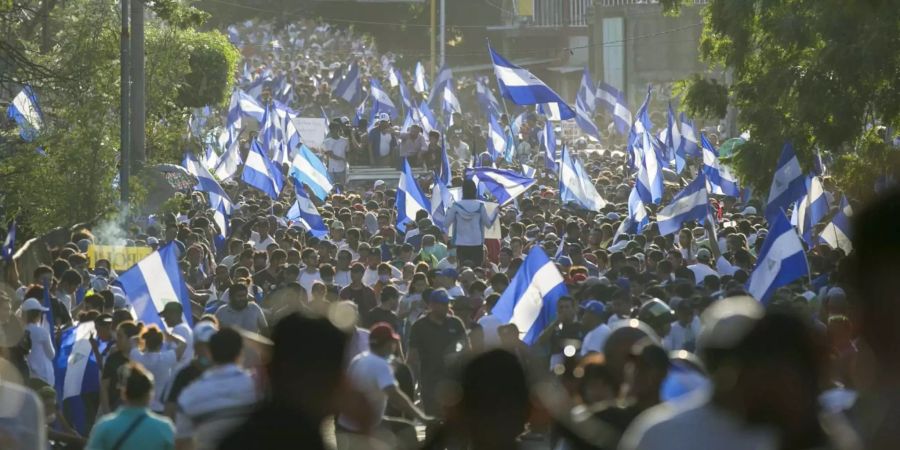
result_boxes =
[88,245,153,271]
[517,0,534,16]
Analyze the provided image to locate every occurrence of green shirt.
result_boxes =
[87,406,174,450]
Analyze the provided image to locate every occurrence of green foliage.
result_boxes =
[0,0,235,236]
[176,30,240,109]
[682,0,900,193]
[148,0,210,29]
[673,74,728,120]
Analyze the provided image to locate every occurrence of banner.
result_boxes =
[291,117,328,150]
[87,245,153,271]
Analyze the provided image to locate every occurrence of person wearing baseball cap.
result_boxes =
[21,298,55,388]
[580,300,612,356]
[164,320,219,418]
[336,322,432,448]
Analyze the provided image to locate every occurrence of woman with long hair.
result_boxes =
[445,179,497,269]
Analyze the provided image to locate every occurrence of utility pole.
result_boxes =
[131,0,146,165]
[430,0,437,79]
[119,0,131,204]
[439,0,446,67]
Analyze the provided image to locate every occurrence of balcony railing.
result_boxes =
[531,0,592,28]
[594,0,708,7]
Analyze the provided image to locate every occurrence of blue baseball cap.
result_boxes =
[438,268,458,280]
[580,300,606,316]
[428,289,451,304]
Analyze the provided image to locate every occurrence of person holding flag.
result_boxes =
[444,179,498,268]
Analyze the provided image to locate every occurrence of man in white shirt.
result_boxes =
[323,121,350,185]
[251,220,275,252]
[580,300,612,356]
[476,294,503,348]
[161,301,194,365]
[336,323,431,450]
[177,328,260,450]
[687,248,718,286]
[297,248,322,296]
[662,297,701,352]
[447,131,470,162]
[21,298,55,387]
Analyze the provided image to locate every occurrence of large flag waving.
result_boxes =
[488,45,575,119]
[54,321,102,435]
[396,159,431,232]
[492,246,568,345]
[7,85,43,141]
[746,211,809,303]
[819,196,853,254]
[465,167,536,205]
[657,171,708,236]
[1,220,15,262]
[559,147,607,211]
[286,186,328,238]
[289,145,333,201]
[242,140,284,199]
[765,142,807,224]
[114,243,193,330]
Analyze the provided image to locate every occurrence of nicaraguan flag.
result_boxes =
[214,126,243,181]
[415,100,439,134]
[430,176,458,231]
[183,153,232,203]
[286,186,328,238]
[414,61,429,94]
[765,142,807,224]
[596,82,631,135]
[491,246,568,345]
[114,243,194,330]
[489,45,575,120]
[792,175,830,245]
[657,171,709,236]
[369,77,398,120]
[476,77,502,119]
[437,134,451,185]
[559,146,607,211]
[819,195,853,254]
[231,89,265,126]
[428,64,454,111]
[396,159,431,232]
[443,81,462,116]
[332,63,363,105]
[813,149,827,177]
[487,114,508,162]
[679,113,700,157]
[747,210,809,303]
[574,69,601,141]
[465,167,536,206]
[521,164,536,179]
[701,133,741,198]
[614,186,649,240]
[7,85,43,141]
[259,103,282,161]
[1,220,15,262]
[289,145,333,201]
[636,132,664,204]
[395,68,415,111]
[540,121,558,172]
[242,140,284,199]
[54,321,102,435]
[666,102,685,173]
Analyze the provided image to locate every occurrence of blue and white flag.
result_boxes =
[489,45,575,120]
[679,113,700,157]
[431,176,458,231]
[333,63,363,105]
[442,80,462,116]
[465,167,536,206]
[701,133,741,198]
[242,140,284,199]
[491,246,568,345]
[476,77,502,119]
[396,159,431,232]
[415,100,439,134]
[574,69,601,141]
[627,85,654,160]
[813,149,827,177]
[428,64,454,111]
[559,147,607,211]
[259,102,282,161]
[657,171,708,236]
[289,145,333,201]
[183,153,232,238]
[765,142,807,223]
[201,144,219,171]
[666,103,685,173]
[414,61,429,94]
[1,220,15,262]
[614,186,649,240]
[819,196,853,254]
[521,164,536,179]
[487,114,508,162]
[394,68,415,111]
[437,134,451,185]
[7,85,43,141]
[792,175,830,245]
[747,210,809,303]
[229,89,265,127]
[540,120,558,172]
[635,133,664,204]
[214,127,242,181]
[114,243,194,330]
[286,186,328,238]
[369,78,398,121]
[596,82,631,135]
[54,321,102,435]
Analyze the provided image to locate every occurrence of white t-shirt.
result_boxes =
[170,322,194,365]
[379,132,392,157]
[477,314,502,348]
[324,136,349,173]
[130,348,178,412]
[363,266,402,287]
[297,269,322,296]
[452,141,470,161]
[687,263,718,285]
[581,323,612,356]
[25,323,55,386]
[337,352,397,431]
[436,258,457,271]
[334,270,352,288]
[252,236,275,252]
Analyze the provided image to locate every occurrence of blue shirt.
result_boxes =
[87,406,174,450]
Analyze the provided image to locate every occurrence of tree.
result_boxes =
[0,0,238,236]
[669,0,900,199]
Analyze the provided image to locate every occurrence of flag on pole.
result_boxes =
[286,186,328,238]
[574,69,601,141]
[396,159,431,232]
[465,167,536,205]
[289,145,333,201]
[559,146,607,211]
[332,63,363,105]
[54,321,102,435]
[765,142,807,224]
[369,78,398,121]
[666,102,685,173]
[657,171,709,236]
[792,175,830,245]
[428,64,454,111]
[819,196,853,254]
[414,61,429,94]
[701,133,741,198]
[679,113,700,157]
[487,114,508,162]
[214,127,243,181]
[596,82,631,135]
[614,186,649,240]
[242,140,284,199]
[488,45,575,119]
[431,177,458,231]
[394,68,415,111]
[1,220,15,262]
[746,210,809,303]
[491,246,568,345]
[540,120,558,172]
[636,133,664,204]
[476,77,502,119]
[113,243,194,330]
[7,85,43,141]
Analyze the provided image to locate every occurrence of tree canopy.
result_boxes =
[670,0,900,198]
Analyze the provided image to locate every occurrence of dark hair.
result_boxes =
[117,320,143,338]
[122,362,154,402]
[209,327,243,364]
[380,285,400,303]
[141,325,164,352]
[60,269,83,287]
[462,179,478,200]
[228,283,249,297]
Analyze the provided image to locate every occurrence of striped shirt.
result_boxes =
[176,364,259,450]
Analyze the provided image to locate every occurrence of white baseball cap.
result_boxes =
[21,298,49,312]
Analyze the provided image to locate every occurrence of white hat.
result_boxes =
[741,206,757,215]
[373,180,385,188]
[193,321,218,345]
[21,298,49,312]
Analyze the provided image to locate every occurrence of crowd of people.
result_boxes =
[2,17,900,450]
